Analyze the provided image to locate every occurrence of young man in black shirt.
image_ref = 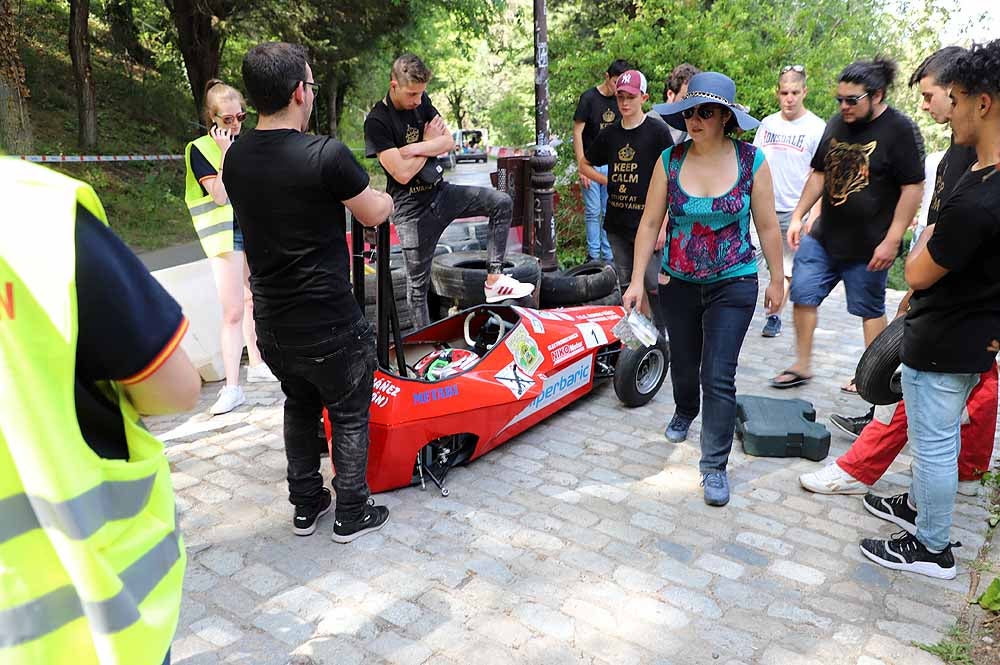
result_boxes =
[224,42,395,543]
[774,58,924,392]
[821,47,978,444]
[364,54,533,327]
[573,58,631,262]
[859,40,1000,579]
[580,69,673,332]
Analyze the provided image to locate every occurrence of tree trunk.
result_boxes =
[0,0,33,153]
[166,0,227,120]
[69,0,97,150]
[105,0,150,66]
[324,69,349,138]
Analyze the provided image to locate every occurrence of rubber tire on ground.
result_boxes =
[365,298,414,333]
[539,262,618,307]
[430,251,541,307]
[855,315,905,405]
[579,287,623,307]
[614,335,670,407]
[364,265,408,305]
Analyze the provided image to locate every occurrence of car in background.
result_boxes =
[436,149,456,170]
[454,128,489,164]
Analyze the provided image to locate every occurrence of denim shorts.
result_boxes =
[233,225,244,252]
[790,234,887,318]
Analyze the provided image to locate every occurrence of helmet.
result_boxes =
[413,348,479,381]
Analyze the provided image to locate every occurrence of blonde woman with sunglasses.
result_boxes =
[183,79,277,415]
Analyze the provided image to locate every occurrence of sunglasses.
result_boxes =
[835,92,869,106]
[781,64,805,74]
[682,105,719,120]
[215,112,247,126]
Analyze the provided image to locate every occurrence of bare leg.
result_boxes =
[862,315,887,347]
[209,252,246,388]
[776,303,817,378]
[241,255,264,366]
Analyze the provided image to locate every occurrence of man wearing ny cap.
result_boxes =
[579,69,673,332]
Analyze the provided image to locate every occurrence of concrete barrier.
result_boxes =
[150,259,225,383]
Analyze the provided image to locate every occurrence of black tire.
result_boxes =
[614,336,669,407]
[855,315,905,405]
[364,265,407,305]
[430,251,541,306]
[539,263,618,307]
[365,298,414,332]
[580,287,623,307]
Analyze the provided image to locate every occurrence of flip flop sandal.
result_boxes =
[770,370,811,389]
[841,378,859,395]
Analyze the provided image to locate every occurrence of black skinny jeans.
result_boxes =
[256,317,376,521]
[395,182,513,327]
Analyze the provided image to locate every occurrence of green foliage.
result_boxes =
[978,579,1000,612]
[917,624,975,665]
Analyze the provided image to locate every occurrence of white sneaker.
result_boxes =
[210,386,245,415]
[246,363,278,383]
[799,462,868,495]
[484,274,535,303]
[957,479,981,497]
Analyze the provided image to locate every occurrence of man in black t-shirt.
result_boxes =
[773,58,925,392]
[580,69,673,332]
[825,46,977,439]
[364,53,533,327]
[573,58,631,262]
[224,42,395,543]
[859,41,1000,580]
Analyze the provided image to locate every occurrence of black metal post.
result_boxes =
[351,217,365,312]
[531,0,558,270]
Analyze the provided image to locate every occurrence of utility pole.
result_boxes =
[531,0,557,269]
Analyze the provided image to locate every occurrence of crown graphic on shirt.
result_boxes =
[405,126,420,144]
[602,108,616,123]
[618,143,635,162]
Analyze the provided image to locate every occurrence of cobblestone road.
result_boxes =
[148,284,996,665]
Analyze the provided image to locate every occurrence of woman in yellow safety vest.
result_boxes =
[183,79,277,415]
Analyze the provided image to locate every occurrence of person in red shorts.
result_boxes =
[799,365,996,496]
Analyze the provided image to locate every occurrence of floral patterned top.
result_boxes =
[660,139,765,283]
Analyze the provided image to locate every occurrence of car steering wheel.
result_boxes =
[464,310,507,350]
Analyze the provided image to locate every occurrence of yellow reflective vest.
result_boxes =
[0,159,185,665]
[184,133,235,257]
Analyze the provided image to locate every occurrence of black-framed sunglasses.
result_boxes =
[682,105,718,120]
[214,111,247,126]
[781,64,805,74]
[835,92,870,106]
[302,80,320,92]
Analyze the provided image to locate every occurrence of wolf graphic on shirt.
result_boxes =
[824,139,877,206]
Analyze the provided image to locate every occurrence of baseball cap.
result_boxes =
[616,70,648,96]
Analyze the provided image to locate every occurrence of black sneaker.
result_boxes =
[863,492,917,535]
[860,530,958,580]
[293,488,332,536]
[829,409,874,440]
[332,504,390,544]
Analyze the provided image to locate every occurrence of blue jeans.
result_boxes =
[903,364,979,551]
[789,235,887,318]
[660,275,758,473]
[581,165,612,261]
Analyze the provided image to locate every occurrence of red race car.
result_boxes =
[325,223,669,496]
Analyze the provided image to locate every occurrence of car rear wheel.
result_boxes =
[614,335,669,407]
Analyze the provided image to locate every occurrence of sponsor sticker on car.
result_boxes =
[372,377,401,408]
[513,306,545,334]
[551,341,585,363]
[502,356,592,430]
[546,333,580,351]
[576,322,609,349]
[494,361,536,399]
[505,326,543,376]
[412,384,459,405]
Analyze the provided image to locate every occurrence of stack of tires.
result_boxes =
[538,261,622,309]
[430,251,542,318]
[364,263,414,333]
